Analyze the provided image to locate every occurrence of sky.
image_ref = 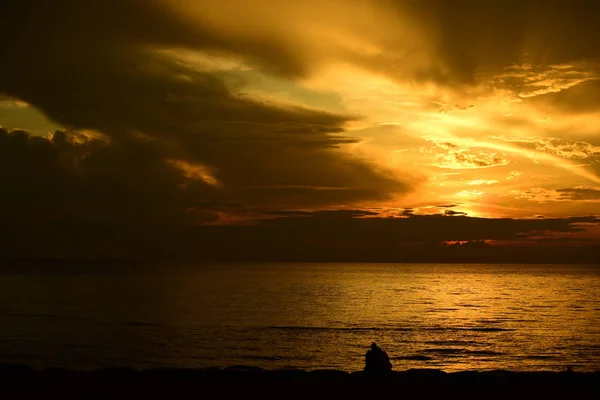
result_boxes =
[1,0,599,263]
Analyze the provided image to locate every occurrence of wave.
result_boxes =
[425,327,514,332]
[466,350,504,355]
[423,348,465,354]
[393,355,433,361]
[265,325,513,333]
[265,326,413,332]
[461,327,514,332]
[457,304,488,308]
[425,340,481,346]
[423,349,504,356]
[519,355,556,360]
[239,355,315,361]
[239,355,290,361]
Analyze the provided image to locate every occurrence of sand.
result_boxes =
[1,364,599,399]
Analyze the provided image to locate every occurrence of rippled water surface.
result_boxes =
[1,263,599,372]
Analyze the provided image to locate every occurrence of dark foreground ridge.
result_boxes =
[2,364,599,399]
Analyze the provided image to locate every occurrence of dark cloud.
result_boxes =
[0,0,342,78]
[444,210,467,216]
[526,79,600,113]
[557,187,600,201]
[4,1,598,108]
[406,0,600,83]
[521,237,595,243]
[0,1,409,210]
[248,211,598,243]
[0,127,225,258]
[0,128,402,258]
[182,211,600,263]
[0,132,597,263]
[2,1,600,263]
[265,210,378,218]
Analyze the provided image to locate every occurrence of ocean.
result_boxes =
[0,262,599,372]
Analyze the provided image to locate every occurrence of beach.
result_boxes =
[2,364,599,399]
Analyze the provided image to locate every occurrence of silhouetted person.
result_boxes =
[364,342,392,373]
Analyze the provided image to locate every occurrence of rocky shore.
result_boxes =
[2,364,599,399]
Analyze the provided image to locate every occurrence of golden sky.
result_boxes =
[1,0,599,261]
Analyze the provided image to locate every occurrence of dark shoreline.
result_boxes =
[2,364,599,399]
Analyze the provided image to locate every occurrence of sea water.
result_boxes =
[0,262,599,372]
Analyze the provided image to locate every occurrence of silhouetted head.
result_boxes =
[371,342,378,350]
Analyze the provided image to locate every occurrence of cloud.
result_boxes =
[467,180,498,185]
[0,130,598,262]
[184,210,600,263]
[0,127,212,258]
[444,210,467,216]
[0,0,434,85]
[425,138,509,169]
[525,79,600,113]
[2,0,600,262]
[0,95,28,108]
[507,188,565,202]
[536,138,600,160]
[556,187,600,201]
[506,171,522,180]
[456,190,484,198]
[0,128,410,258]
[494,62,596,100]
[0,1,412,210]
[5,0,597,103]
[495,136,600,160]
[432,151,509,169]
[406,0,600,84]
[508,186,600,202]
[167,159,221,187]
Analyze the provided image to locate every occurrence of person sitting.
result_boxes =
[364,342,392,373]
